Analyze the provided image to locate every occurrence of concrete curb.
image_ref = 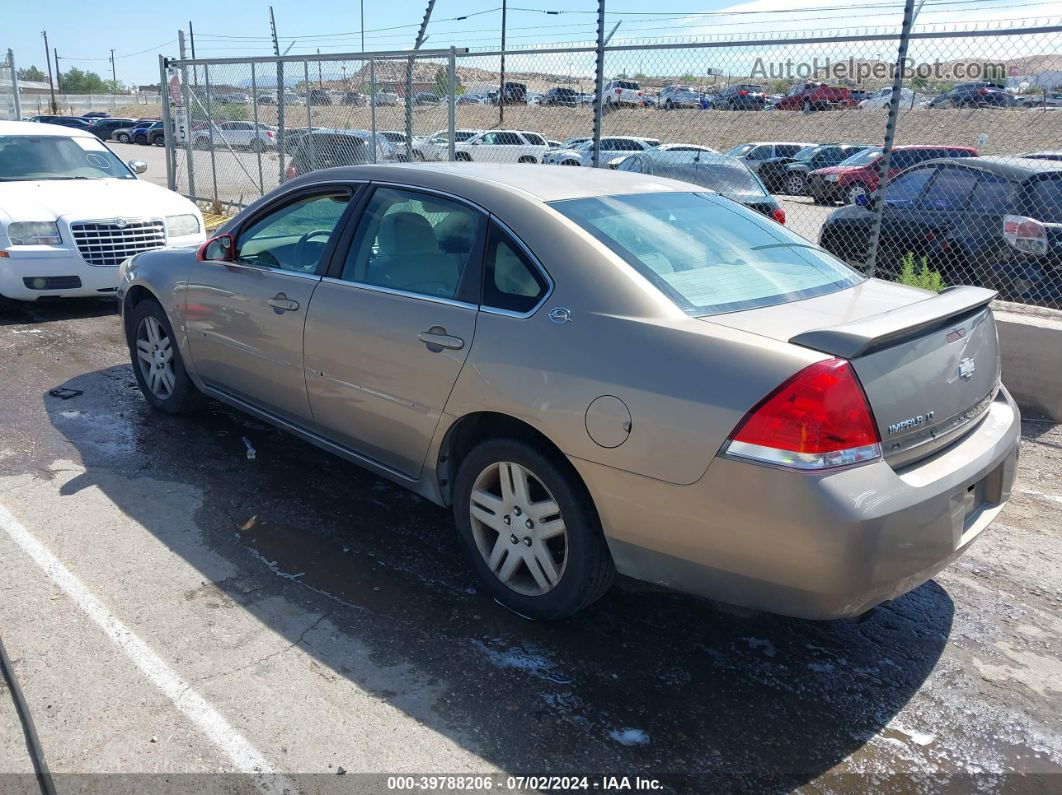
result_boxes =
[993,300,1062,422]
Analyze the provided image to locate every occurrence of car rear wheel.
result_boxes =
[453,438,615,619]
[803,99,813,112]
[126,299,206,414]
[786,173,807,195]
[561,159,580,166]
[455,152,472,162]
[517,155,537,164]
[846,182,870,205]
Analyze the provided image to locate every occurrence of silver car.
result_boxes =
[118,164,1020,621]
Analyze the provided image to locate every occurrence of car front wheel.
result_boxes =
[453,438,615,619]
[846,182,870,205]
[786,173,807,195]
[115,133,129,143]
[126,298,206,414]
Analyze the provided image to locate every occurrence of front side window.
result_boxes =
[341,187,483,300]
[236,191,350,273]
[483,224,549,314]
[552,192,861,315]
[0,135,135,181]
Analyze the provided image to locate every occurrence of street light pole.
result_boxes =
[499,0,507,125]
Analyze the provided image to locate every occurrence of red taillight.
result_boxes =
[285,164,297,179]
[739,90,748,96]
[978,87,988,95]
[266,130,275,138]
[615,88,622,94]
[726,358,881,470]
[1003,214,1048,255]
[771,207,786,225]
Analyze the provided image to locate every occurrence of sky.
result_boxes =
[6,0,1056,87]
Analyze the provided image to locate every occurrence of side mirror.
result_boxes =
[197,234,236,262]
[129,160,148,174]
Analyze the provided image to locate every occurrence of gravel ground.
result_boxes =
[0,299,1059,794]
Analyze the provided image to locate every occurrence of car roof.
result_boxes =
[920,155,1062,178]
[284,162,712,203]
[0,120,95,138]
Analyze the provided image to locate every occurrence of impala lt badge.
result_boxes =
[888,411,936,436]
[958,357,976,380]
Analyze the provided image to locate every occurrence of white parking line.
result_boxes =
[0,503,296,795]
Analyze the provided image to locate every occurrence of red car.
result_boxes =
[807,144,978,205]
[774,82,854,111]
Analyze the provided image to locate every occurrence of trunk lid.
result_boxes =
[707,282,1000,467]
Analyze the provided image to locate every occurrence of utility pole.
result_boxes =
[110,49,117,90]
[406,0,436,150]
[499,0,507,125]
[53,48,61,94]
[42,30,57,113]
[188,21,197,58]
[361,0,365,53]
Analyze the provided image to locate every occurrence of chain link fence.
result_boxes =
[161,18,1062,309]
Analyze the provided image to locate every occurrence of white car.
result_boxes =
[0,121,205,302]
[603,80,644,109]
[858,87,925,110]
[192,121,277,151]
[542,136,660,167]
[378,131,411,161]
[412,129,485,161]
[453,130,551,164]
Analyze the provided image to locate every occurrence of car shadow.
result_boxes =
[0,297,118,326]
[38,364,954,790]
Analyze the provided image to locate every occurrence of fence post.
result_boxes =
[251,63,265,195]
[159,55,176,191]
[592,0,606,168]
[369,59,377,164]
[8,50,21,121]
[404,56,414,159]
[304,60,314,171]
[277,62,286,185]
[863,0,917,279]
[447,47,457,162]
[178,31,196,200]
[203,64,219,204]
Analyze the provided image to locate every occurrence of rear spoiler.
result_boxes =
[789,286,997,358]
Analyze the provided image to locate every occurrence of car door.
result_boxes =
[874,165,939,272]
[303,185,486,477]
[184,186,355,423]
[914,165,989,282]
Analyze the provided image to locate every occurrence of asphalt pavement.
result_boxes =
[0,294,1059,793]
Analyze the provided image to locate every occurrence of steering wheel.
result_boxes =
[292,229,333,271]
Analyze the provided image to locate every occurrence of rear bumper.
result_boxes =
[0,252,119,301]
[571,387,1020,620]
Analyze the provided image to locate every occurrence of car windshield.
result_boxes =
[725,143,756,157]
[550,191,861,315]
[0,135,134,181]
[793,146,821,161]
[838,147,882,167]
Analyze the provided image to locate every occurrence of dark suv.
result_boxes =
[818,156,1062,303]
[541,87,577,107]
[757,143,869,194]
[89,117,137,140]
[718,84,767,111]
[284,132,371,179]
[932,82,1009,108]
[492,82,528,105]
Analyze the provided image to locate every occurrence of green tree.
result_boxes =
[432,67,462,98]
[56,67,110,94]
[17,65,48,82]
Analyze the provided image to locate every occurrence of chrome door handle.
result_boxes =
[268,293,300,313]
[418,329,464,351]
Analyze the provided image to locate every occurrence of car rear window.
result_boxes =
[550,192,861,315]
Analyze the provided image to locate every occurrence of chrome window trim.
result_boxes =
[221,260,324,281]
[319,276,478,311]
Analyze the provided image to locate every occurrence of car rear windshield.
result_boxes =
[551,192,862,315]
[0,134,134,181]
[838,146,882,167]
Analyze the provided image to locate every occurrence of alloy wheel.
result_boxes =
[847,183,869,204]
[786,174,806,195]
[135,316,176,400]
[469,461,568,596]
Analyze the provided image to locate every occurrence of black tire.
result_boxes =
[664,100,674,111]
[517,155,537,164]
[845,182,870,205]
[125,298,206,414]
[453,438,615,620]
[803,99,813,112]
[455,152,472,162]
[560,160,580,166]
[115,133,129,143]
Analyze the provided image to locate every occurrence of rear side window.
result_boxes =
[1022,177,1062,223]
[920,167,978,210]
[551,192,861,315]
[482,224,549,314]
[968,174,1014,213]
